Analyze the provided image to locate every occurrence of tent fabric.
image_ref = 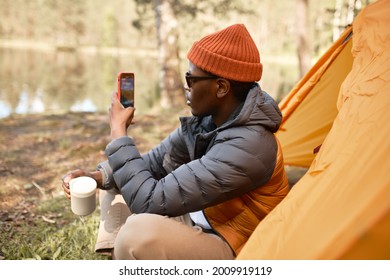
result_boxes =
[276,26,353,167]
[237,0,390,260]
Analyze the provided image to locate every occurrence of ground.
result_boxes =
[0,110,185,208]
[0,110,184,259]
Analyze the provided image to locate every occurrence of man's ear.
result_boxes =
[216,78,231,98]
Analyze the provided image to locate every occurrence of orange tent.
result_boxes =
[277,26,353,167]
[237,0,390,259]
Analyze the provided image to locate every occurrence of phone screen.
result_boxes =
[119,73,134,108]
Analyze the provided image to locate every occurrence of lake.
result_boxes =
[0,47,161,119]
[0,47,298,119]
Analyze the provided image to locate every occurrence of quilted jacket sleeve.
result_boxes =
[105,125,277,217]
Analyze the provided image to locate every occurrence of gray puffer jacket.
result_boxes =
[99,84,282,217]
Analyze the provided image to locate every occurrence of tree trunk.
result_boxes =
[296,0,311,78]
[333,0,343,41]
[333,0,361,41]
[154,0,185,109]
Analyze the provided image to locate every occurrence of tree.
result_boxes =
[133,0,252,109]
[296,0,311,78]
[332,0,376,41]
[154,0,184,108]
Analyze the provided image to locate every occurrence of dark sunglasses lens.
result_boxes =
[185,75,192,87]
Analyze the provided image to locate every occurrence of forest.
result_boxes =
[0,0,374,107]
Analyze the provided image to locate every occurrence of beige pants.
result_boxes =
[95,189,234,260]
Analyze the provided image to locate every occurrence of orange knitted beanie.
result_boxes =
[187,24,263,82]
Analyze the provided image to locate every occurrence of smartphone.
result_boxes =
[117,72,135,108]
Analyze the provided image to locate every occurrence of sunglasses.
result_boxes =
[185,71,219,88]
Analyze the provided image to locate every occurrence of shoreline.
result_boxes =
[0,38,158,58]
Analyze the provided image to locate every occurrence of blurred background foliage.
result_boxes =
[0,0,373,54]
[0,0,375,110]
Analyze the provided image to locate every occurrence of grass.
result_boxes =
[0,196,109,260]
[0,109,185,260]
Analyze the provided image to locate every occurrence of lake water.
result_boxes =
[0,48,161,119]
[0,48,298,119]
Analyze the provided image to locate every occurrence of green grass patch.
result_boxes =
[0,197,110,260]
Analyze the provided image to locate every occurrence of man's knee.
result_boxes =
[113,213,166,259]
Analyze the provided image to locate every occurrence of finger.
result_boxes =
[62,180,71,192]
[61,175,71,192]
[61,174,72,199]
[125,106,136,115]
[124,107,136,126]
[111,91,118,102]
[111,91,123,108]
[61,179,71,200]
[61,169,86,189]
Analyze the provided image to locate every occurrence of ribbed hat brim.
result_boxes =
[187,24,263,82]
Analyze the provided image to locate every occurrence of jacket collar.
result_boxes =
[181,84,282,136]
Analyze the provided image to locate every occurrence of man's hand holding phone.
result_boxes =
[109,72,136,140]
[109,91,135,140]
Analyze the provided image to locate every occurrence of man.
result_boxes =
[62,24,289,259]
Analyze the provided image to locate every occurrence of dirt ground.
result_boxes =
[0,111,184,222]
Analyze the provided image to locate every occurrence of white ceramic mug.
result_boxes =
[69,176,97,216]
